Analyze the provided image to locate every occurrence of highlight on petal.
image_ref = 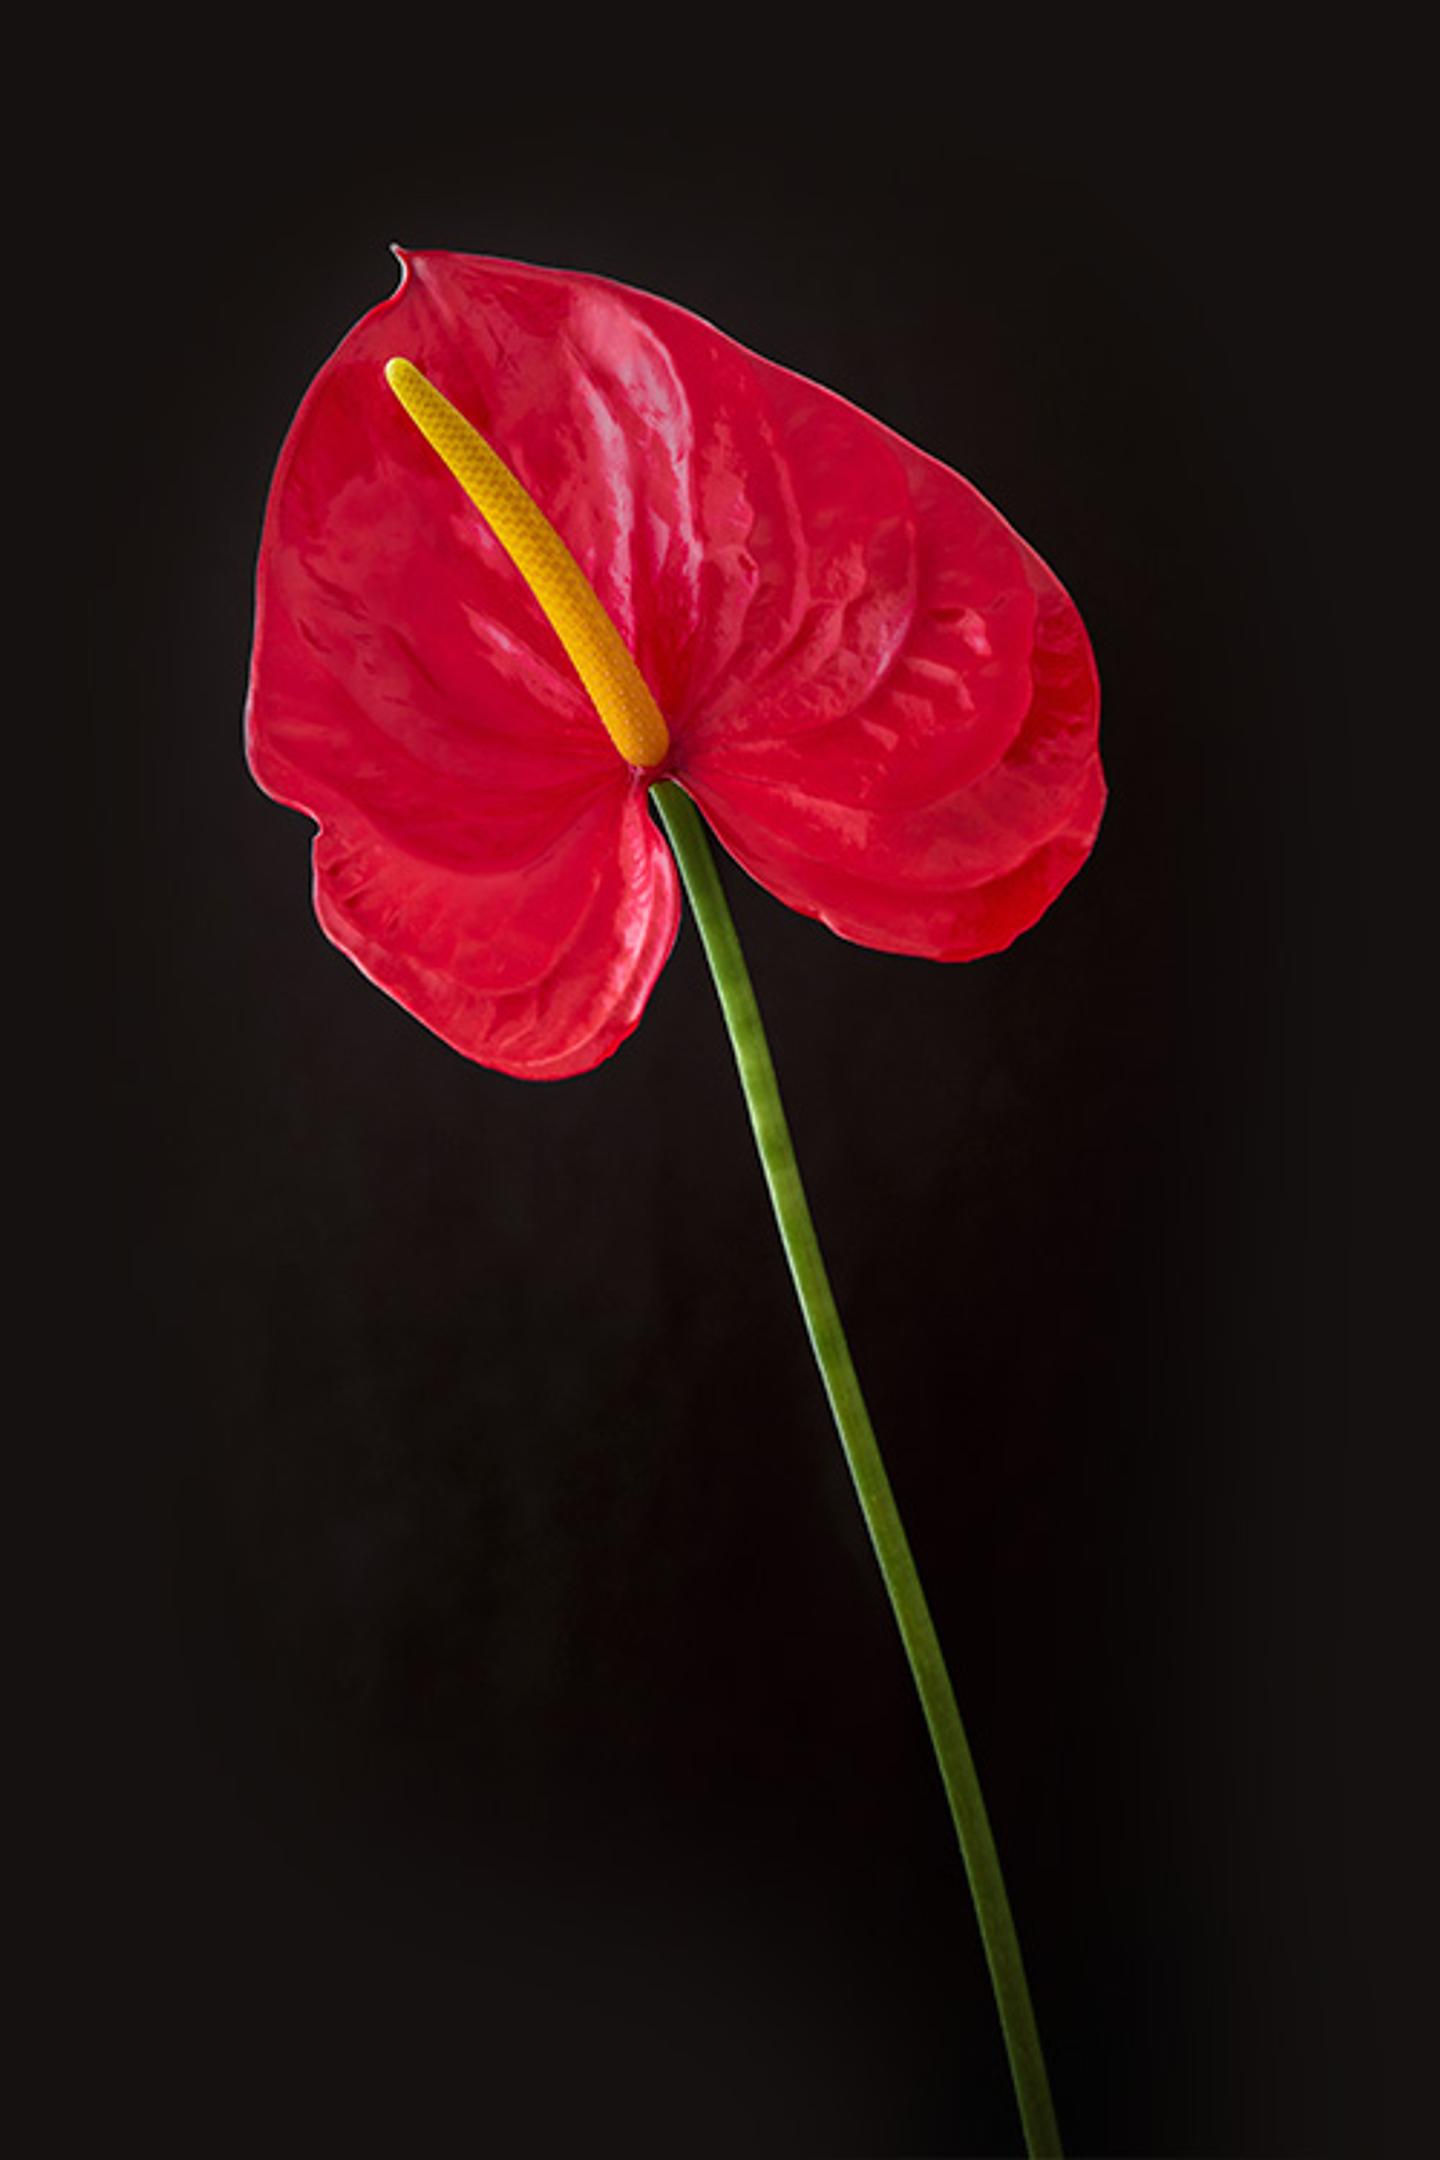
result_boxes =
[647,325,1104,962]
[683,570,1104,962]
[308,776,679,1079]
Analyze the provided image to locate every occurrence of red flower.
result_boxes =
[246,250,1103,1078]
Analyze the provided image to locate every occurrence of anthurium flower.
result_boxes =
[246,249,1103,1078]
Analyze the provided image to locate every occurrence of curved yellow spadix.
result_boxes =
[384,357,670,771]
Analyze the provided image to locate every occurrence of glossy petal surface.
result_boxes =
[246,253,682,1075]
[246,251,1102,1071]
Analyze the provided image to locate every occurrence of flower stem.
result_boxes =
[651,779,1062,2160]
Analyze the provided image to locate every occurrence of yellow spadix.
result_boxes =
[384,356,670,771]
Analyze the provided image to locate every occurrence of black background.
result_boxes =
[77,44,1426,2160]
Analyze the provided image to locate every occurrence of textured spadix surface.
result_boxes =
[246,249,1104,1076]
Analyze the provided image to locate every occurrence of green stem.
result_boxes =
[652,780,1061,2160]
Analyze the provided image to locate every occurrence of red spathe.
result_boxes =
[246,249,1104,1078]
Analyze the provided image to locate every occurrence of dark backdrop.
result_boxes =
[79,60,1423,2160]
